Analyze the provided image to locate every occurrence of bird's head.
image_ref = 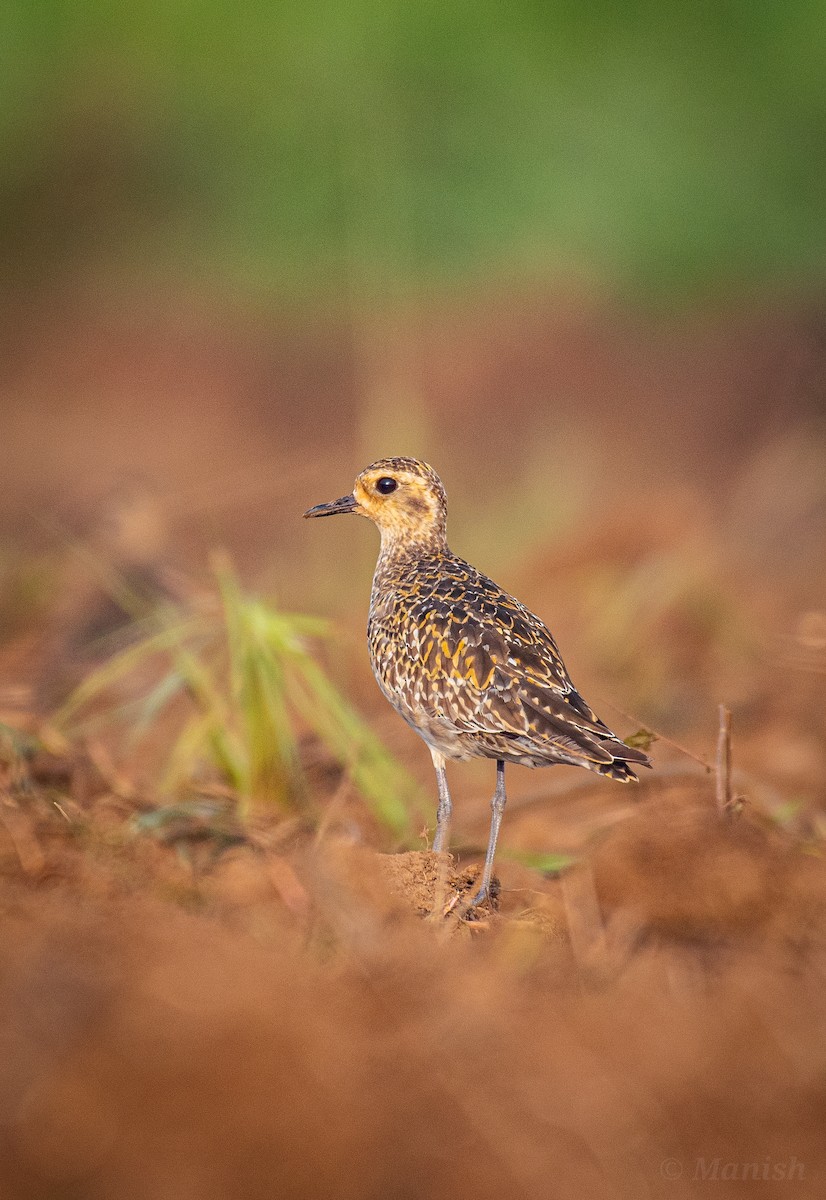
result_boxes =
[304,457,448,550]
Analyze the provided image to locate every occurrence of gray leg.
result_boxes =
[469,760,506,906]
[430,748,452,853]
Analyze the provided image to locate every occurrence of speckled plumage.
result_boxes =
[305,457,650,905]
[368,546,645,776]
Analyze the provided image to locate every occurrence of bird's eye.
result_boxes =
[376,477,398,495]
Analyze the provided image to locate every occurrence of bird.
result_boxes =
[304,457,650,907]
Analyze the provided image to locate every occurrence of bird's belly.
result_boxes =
[397,705,479,762]
[368,656,476,761]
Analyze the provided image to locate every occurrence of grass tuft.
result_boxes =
[57,554,422,838]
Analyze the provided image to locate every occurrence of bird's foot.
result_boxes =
[443,873,499,919]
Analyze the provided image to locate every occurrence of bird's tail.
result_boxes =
[594,743,651,782]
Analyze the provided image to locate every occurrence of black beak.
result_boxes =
[303,494,359,518]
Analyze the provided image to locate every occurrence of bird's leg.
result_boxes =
[430,748,452,853]
[469,760,507,906]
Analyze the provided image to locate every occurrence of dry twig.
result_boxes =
[715,703,734,818]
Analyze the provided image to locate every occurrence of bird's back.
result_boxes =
[368,548,649,777]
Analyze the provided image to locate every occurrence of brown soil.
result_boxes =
[1,763,825,1200]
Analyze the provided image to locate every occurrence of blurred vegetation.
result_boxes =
[1,0,824,299]
[57,556,422,837]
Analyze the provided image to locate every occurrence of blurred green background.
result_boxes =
[2,0,825,299]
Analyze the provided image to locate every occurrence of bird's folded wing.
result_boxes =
[403,598,630,763]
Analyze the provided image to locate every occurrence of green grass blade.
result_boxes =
[55,614,207,727]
